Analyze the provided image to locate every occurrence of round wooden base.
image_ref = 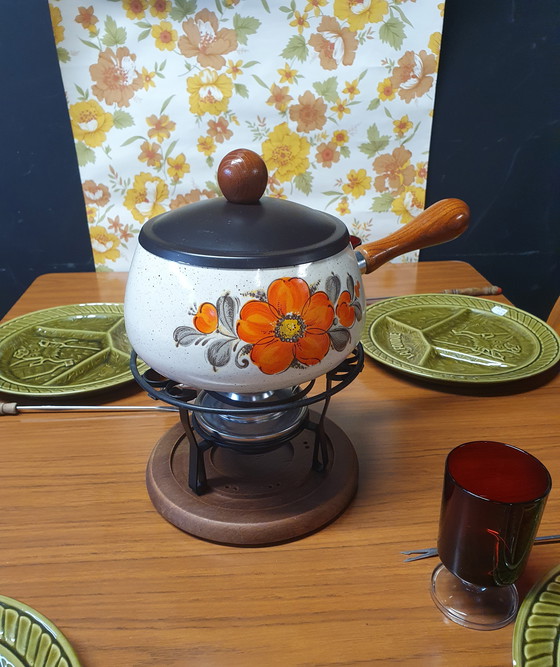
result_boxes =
[146,412,359,547]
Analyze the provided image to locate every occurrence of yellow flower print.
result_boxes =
[261,123,310,183]
[124,173,169,223]
[437,2,445,16]
[429,32,441,67]
[305,0,327,16]
[49,5,64,44]
[336,197,350,216]
[69,100,113,148]
[147,114,176,142]
[139,141,163,167]
[197,136,216,156]
[334,0,389,31]
[226,60,243,79]
[415,161,428,184]
[152,21,177,51]
[187,69,233,116]
[377,78,396,101]
[391,186,426,225]
[123,0,147,20]
[290,11,310,34]
[86,205,97,224]
[277,64,298,84]
[268,185,288,199]
[90,226,120,265]
[167,154,190,180]
[149,0,171,18]
[141,67,156,90]
[332,129,349,145]
[393,115,413,137]
[342,79,360,100]
[330,98,350,120]
[342,169,371,198]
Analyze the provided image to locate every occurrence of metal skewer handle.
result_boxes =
[0,401,179,415]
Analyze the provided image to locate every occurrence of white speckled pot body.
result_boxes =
[124,244,365,393]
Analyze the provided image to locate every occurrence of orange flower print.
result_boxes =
[308,16,358,70]
[390,50,437,103]
[178,8,238,70]
[266,84,293,112]
[139,141,163,167]
[123,0,147,20]
[89,47,143,108]
[336,291,355,327]
[82,180,110,207]
[334,0,388,31]
[289,91,327,133]
[75,6,98,33]
[415,161,428,184]
[373,147,416,195]
[147,114,176,142]
[193,303,218,334]
[316,142,340,168]
[237,278,335,375]
[169,189,217,209]
[207,117,233,143]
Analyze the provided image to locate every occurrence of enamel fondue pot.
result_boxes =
[124,149,469,394]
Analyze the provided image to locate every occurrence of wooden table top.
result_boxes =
[1,261,559,666]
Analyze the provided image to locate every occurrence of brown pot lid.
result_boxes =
[138,149,349,269]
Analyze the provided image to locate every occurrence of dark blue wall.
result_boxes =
[1,1,94,318]
[1,1,558,320]
[423,0,560,320]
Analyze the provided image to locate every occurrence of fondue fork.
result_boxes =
[0,401,178,415]
[402,534,560,561]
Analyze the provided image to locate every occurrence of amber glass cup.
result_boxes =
[431,441,551,630]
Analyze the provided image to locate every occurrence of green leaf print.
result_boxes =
[370,193,395,213]
[75,142,96,166]
[281,35,308,62]
[170,0,197,21]
[358,124,390,158]
[234,83,249,98]
[102,16,126,47]
[233,15,261,45]
[313,77,339,103]
[112,111,134,129]
[379,18,406,50]
[57,47,70,63]
[294,171,313,195]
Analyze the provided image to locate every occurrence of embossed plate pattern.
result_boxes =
[361,294,560,384]
[512,564,560,666]
[0,594,81,666]
[0,304,147,397]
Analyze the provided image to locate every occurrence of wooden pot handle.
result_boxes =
[355,198,470,274]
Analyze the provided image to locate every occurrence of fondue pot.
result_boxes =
[124,149,469,394]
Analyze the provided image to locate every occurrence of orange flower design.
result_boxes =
[237,278,335,375]
[207,117,233,143]
[316,142,340,168]
[89,47,143,108]
[169,189,217,209]
[178,8,237,70]
[373,146,416,195]
[336,291,356,327]
[266,84,293,112]
[193,303,218,334]
[82,180,110,207]
[390,50,437,103]
[308,17,357,70]
[289,91,327,133]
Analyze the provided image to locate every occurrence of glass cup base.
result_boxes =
[431,563,519,630]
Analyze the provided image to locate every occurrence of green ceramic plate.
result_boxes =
[361,294,560,384]
[0,303,147,397]
[0,594,81,666]
[512,564,560,666]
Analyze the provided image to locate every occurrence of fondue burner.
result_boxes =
[130,346,363,547]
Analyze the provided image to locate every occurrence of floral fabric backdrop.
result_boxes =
[49,0,445,271]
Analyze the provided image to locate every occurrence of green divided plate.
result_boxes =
[361,294,560,384]
[0,303,146,397]
[513,564,560,666]
[0,594,81,666]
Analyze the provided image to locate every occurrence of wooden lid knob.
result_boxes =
[217,149,268,204]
